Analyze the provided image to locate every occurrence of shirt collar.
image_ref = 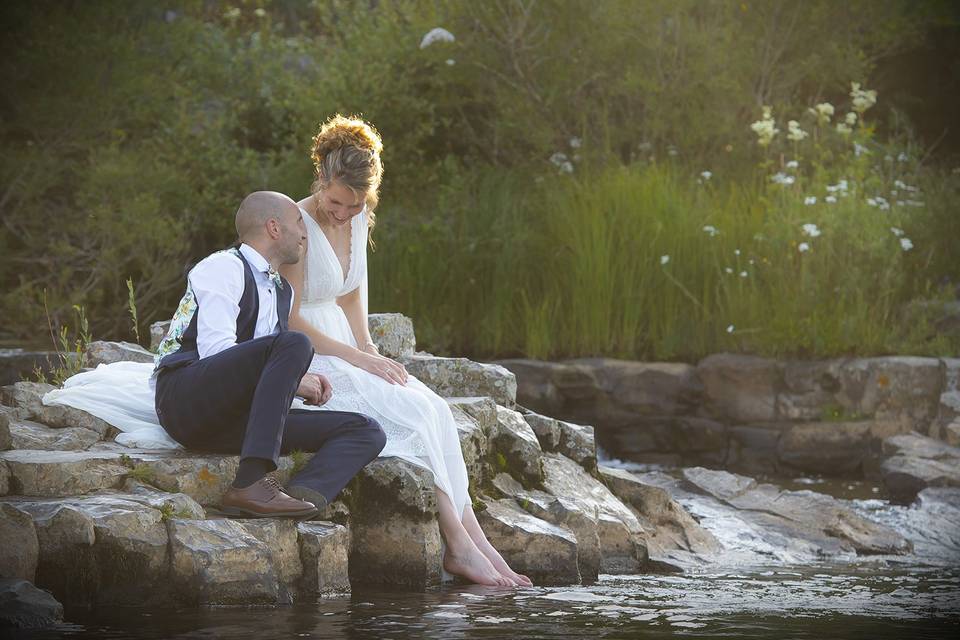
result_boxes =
[238,243,272,274]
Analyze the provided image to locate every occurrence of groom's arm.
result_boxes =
[189,252,245,359]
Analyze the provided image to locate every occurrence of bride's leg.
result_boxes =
[461,504,534,587]
[436,490,514,587]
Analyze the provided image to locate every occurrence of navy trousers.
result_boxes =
[155,331,386,502]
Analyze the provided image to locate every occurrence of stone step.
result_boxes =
[401,354,517,407]
[1,489,349,607]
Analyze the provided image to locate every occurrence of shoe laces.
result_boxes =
[262,476,284,493]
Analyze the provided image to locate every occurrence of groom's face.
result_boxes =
[274,206,307,265]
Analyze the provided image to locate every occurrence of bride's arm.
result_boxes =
[280,254,407,384]
[336,287,375,354]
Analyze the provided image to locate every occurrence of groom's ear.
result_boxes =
[265,216,281,239]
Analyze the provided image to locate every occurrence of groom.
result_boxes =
[153,191,386,518]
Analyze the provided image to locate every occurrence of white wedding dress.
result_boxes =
[43,208,470,519]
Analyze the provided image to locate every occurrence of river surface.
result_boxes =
[12,465,960,639]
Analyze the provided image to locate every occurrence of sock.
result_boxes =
[232,457,272,489]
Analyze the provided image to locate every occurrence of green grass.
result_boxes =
[370,156,957,362]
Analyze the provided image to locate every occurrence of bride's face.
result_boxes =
[318,182,365,227]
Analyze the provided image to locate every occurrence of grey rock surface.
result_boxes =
[0,578,63,629]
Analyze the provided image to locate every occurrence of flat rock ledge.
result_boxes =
[498,355,954,479]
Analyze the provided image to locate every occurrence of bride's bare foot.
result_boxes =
[476,539,533,587]
[443,542,514,587]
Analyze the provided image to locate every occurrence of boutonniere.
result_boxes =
[267,267,283,289]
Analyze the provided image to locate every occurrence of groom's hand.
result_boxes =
[297,373,331,406]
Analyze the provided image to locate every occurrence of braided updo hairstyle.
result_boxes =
[310,114,383,237]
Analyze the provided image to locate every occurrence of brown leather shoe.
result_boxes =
[221,476,318,518]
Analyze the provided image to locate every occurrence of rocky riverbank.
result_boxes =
[497,355,960,483]
[1,314,956,629]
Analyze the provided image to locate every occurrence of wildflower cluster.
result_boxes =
[750,106,779,147]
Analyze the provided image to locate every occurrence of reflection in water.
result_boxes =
[18,567,959,639]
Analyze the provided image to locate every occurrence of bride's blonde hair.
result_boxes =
[310,114,383,237]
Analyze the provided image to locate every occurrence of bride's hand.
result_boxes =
[355,351,408,385]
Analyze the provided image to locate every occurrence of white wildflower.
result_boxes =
[802,223,821,238]
[897,151,909,162]
[826,179,848,193]
[740,271,748,278]
[854,142,869,157]
[750,106,779,147]
[749,258,755,265]
[900,238,913,251]
[726,324,735,333]
[798,242,810,253]
[569,137,582,149]
[894,179,918,192]
[550,152,573,174]
[850,82,877,113]
[734,249,741,256]
[702,225,719,237]
[825,195,837,204]
[725,267,734,274]
[771,172,795,186]
[867,198,878,207]
[254,7,266,17]
[446,58,456,66]
[420,27,455,49]
[903,199,925,207]
[890,227,904,237]
[809,102,834,125]
[787,120,808,142]
[804,196,817,205]
[660,255,670,265]
[836,122,853,136]
[786,160,799,169]
[667,146,678,157]
[700,170,712,181]
[223,6,240,19]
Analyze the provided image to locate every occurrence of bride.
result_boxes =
[281,114,531,588]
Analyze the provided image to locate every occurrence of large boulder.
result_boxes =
[681,467,911,556]
[368,313,416,359]
[725,423,783,475]
[598,465,720,564]
[0,382,56,421]
[475,498,580,586]
[489,406,543,486]
[522,411,597,471]
[880,433,960,503]
[13,494,171,606]
[401,354,517,407]
[236,519,302,603]
[0,579,63,629]
[297,521,350,595]
[568,358,702,419]
[0,503,38,581]
[116,451,241,507]
[166,518,279,605]
[534,454,648,574]
[776,421,875,476]
[446,396,498,433]
[697,353,780,423]
[7,419,100,451]
[346,458,443,590]
[0,350,58,387]
[85,341,154,366]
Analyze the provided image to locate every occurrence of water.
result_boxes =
[12,474,960,638]
[16,568,959,639]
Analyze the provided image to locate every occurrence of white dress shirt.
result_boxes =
[189,244,295,360]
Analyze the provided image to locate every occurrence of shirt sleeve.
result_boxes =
[189,253,245,359]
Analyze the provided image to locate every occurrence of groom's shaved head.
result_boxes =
[235,191,298,241]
